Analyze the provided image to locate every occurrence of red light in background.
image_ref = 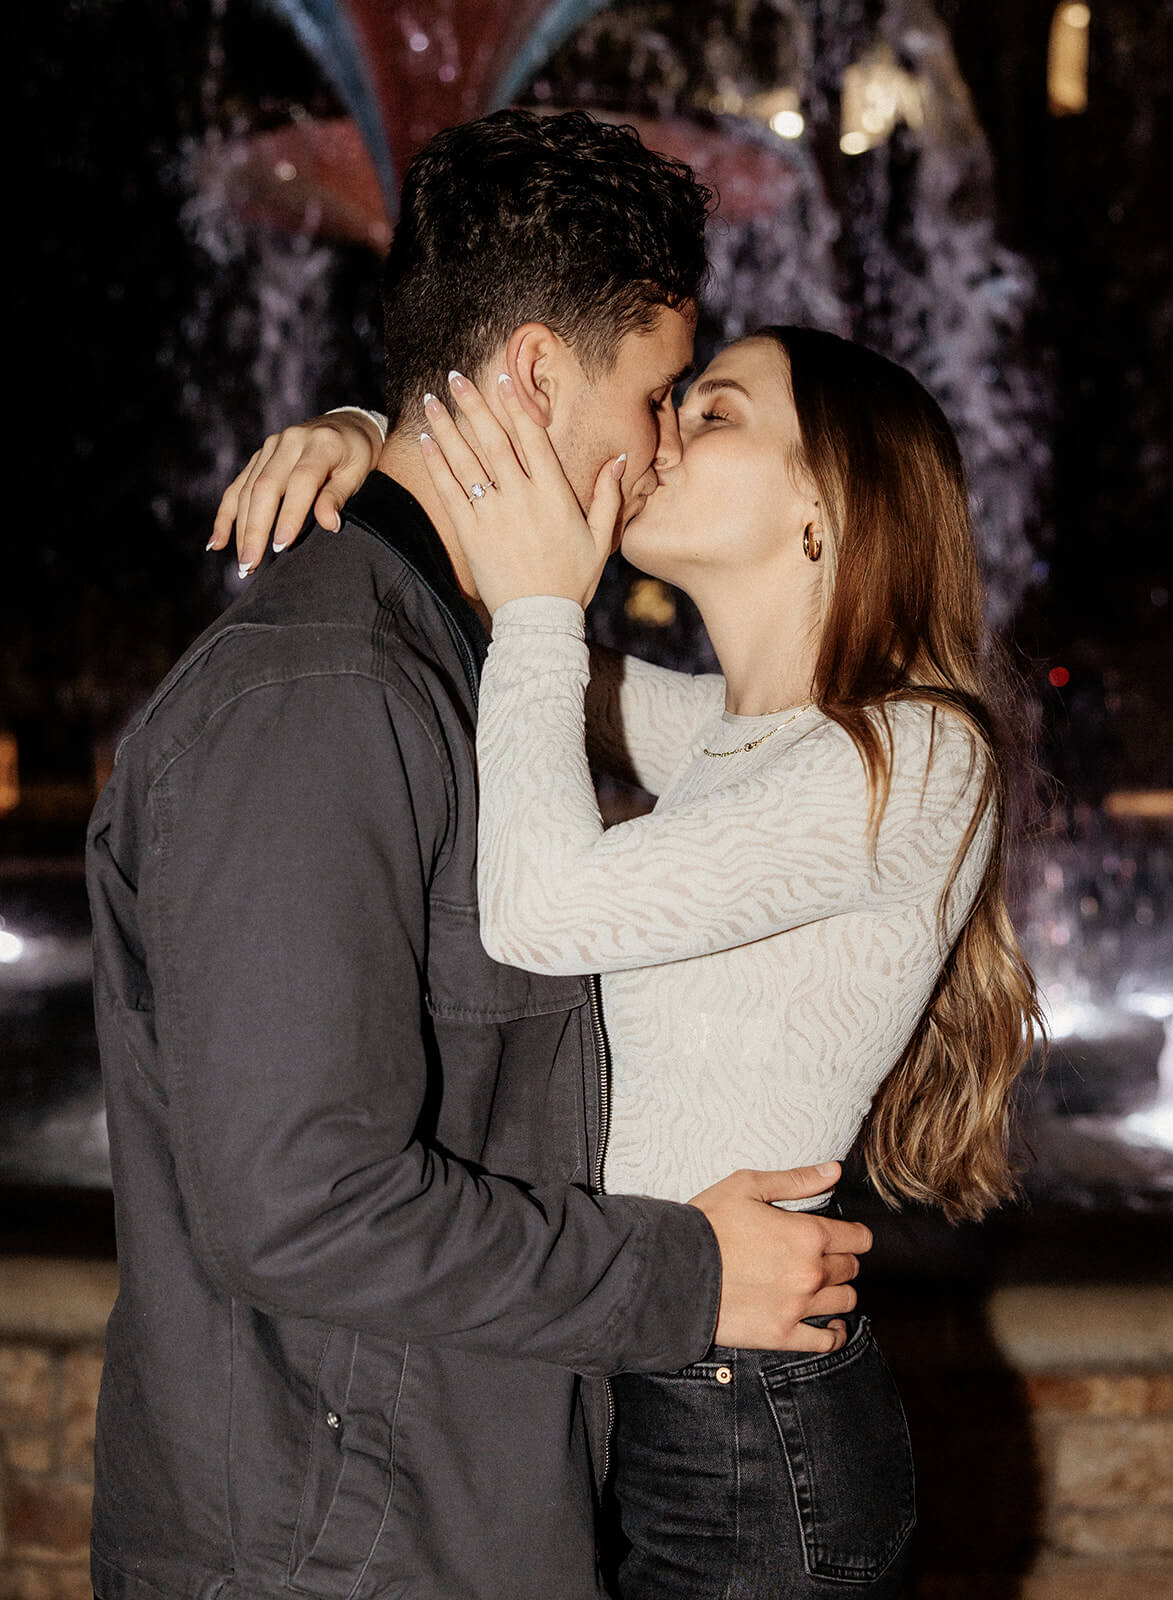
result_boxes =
[1049,666,1071,688]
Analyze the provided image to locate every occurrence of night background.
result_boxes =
[2,2,1171,1593]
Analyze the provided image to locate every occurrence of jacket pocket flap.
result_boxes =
[426,898,586,1021]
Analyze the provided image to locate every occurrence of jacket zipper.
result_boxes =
[589,976,611,1192]
[588,974,616,1481]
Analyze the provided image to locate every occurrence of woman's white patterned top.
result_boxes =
[478,596,993,1206]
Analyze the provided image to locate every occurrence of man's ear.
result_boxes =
[504,323,567,428]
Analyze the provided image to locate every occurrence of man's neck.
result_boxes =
[375,434,491,631]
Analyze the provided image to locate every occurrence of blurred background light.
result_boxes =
[743,87,805,142]
[1103,790,1173,820]
[624,578,677,628]
[1049,0,1091,116]
[839,42,924,157]
[0,733,18,816]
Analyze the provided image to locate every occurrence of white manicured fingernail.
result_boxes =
[205,538,216,551]
[238,561,253,579]
[816,1161,838,1176]
[273,541,287,554]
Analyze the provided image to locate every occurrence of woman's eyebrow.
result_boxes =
[692,377,751,399]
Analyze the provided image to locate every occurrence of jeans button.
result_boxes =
[715,1366,733,1385]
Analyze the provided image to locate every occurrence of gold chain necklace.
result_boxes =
[702,702,813,758]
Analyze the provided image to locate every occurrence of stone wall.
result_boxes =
[0,1264,1170,1599]
[0,1261,114,1600]
[879,1283,1173,1598]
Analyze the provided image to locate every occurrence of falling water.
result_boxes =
[180,147,337,544]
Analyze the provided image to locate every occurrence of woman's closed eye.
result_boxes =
[681,407,732,430]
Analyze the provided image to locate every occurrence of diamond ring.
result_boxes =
[467,480,496,503]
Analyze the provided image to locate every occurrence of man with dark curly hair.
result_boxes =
[88,109,869,1600]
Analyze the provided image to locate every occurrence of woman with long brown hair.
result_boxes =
[217,325,1041,1598]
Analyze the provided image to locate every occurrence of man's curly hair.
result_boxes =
[381,109,713,430]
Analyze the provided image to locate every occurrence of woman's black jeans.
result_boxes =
[605,1313,915,1599]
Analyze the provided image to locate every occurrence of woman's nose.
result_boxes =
[654,403,684,469]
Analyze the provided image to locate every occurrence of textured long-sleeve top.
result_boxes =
[477,596,994,1205]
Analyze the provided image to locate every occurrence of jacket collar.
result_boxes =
[345,469,488,674]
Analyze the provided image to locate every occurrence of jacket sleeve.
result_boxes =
[142,669,719,1376]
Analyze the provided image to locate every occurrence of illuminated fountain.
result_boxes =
[189,0,1046,627]
[1016,818,1173,1197]
[182,0,826,508]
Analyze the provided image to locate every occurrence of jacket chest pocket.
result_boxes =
[425,897,586,1023]
[289,1331,409,1597]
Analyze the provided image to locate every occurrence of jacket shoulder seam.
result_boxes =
[144,665,451,800]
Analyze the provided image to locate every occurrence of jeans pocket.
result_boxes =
[761,1317,915,1584]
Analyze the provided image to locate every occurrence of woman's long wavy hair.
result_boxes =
[762,325,1044,1223]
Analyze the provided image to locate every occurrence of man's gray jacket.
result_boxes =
[85,472,721,1600]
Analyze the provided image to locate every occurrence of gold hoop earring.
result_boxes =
[803,523,822,563]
